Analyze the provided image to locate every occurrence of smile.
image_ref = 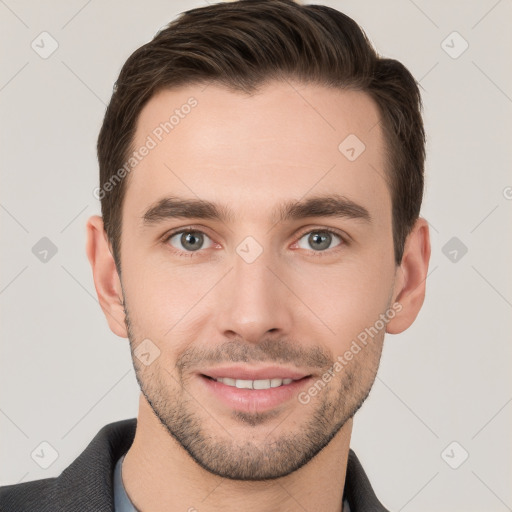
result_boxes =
[210,377,295,389]
[199,370,312,413]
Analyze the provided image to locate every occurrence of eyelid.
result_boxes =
[163,225,217,254]
[294,225,349,244]
[162,225,214,241]
[291,226,347,255]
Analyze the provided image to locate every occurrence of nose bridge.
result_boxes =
[216,237,293,342]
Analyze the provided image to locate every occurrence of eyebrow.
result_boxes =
[142,194,372,226]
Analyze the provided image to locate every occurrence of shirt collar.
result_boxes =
[114,453,357,512]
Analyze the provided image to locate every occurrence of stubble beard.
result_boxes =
[124,307,383,481]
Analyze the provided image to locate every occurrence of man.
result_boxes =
[0,0,430,510]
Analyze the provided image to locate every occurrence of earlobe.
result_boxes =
[86,215,128,338]
[386,217,431,335]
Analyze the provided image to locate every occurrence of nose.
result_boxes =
[214,244,294,344]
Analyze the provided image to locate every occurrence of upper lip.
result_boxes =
[200,366,311,381]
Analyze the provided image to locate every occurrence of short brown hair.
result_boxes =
[97,0,425,270]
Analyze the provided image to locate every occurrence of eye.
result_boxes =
[163,227,346,257]
[166,229,215,253]
[295,229,344,253]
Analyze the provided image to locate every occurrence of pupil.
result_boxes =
[310,232,330,251]
[183,232,202,251]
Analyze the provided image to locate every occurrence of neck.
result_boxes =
[122,394,352,512]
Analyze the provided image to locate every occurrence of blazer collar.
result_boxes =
[47,418,389,512]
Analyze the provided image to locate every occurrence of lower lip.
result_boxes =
[199,375,312,413]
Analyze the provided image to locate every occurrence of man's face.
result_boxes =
[119,81,398,480]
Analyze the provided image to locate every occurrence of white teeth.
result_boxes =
[235,379,253,389]
[214,377,295,389]
[270,378,283,388]
[253,379,271,390]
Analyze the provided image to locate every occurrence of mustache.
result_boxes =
[175,339,332,374]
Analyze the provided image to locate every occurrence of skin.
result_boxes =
[86,80,430,512]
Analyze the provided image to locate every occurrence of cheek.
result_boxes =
[292,257,393,343]
[121,258,215,340]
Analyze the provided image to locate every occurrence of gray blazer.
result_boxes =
[0,418,390,511]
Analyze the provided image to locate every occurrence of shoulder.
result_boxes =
[345,449,391,512]
[0,418,137,512]
[0,477,56,512]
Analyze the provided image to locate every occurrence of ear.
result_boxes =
[386,217,431,334]
[86,215,128,338]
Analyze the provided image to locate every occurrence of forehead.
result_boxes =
[124,81,391,227]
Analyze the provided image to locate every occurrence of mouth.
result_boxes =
[198,366,313,413]
[202,375,305,390]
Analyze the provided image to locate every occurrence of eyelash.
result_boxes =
[162,226,348,259]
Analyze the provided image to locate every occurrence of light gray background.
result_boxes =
[1,1,511,510]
